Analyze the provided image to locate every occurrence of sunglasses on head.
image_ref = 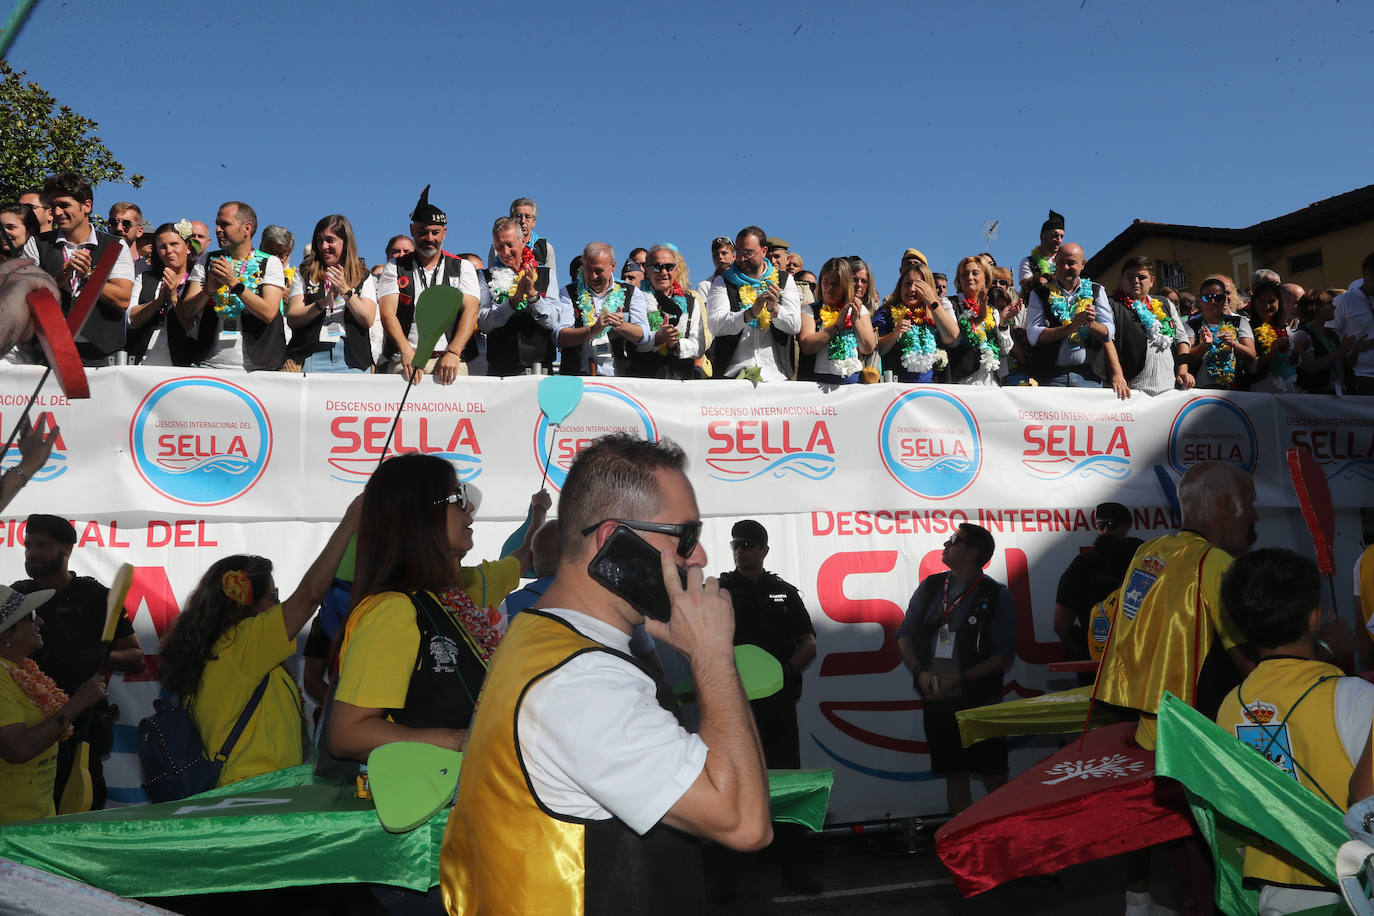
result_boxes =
[433,481,471,511]
[582,519,703,558]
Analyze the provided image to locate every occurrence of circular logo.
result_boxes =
[532,384,656,492]
[130,377,273,506]
[878,390,981,499]
[1167,396,1257,476]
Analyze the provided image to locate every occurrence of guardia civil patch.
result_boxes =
[1235,723,1298,781]
[1119,568,1157,621]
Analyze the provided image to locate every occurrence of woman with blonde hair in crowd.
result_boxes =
[286,214,378,372]
[942,255,1014,385]
[873,259,957,383]
[797,257,876,384]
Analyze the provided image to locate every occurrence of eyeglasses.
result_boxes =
[109,218,136,230]
[582,518,703,558]
[649,262,677,272]
[943,535,967,548]
[730,539,758,550]
[1201,293,1227,304]
[736,248,762,260]
[433,482,471,511]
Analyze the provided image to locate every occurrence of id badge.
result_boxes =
[934,624,955,659]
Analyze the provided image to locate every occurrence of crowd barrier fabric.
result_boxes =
[0,366,1368,823]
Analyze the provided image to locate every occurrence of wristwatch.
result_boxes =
[230,281,246,296]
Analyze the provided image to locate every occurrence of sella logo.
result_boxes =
[327,416,482,483]
[1021,424,1131,480]
[129,377,272,506]
[704,419,835,481]
[877,390,981,499]
[1167,396,1257,475]
[533,385,656,491]
[0,411,67,482]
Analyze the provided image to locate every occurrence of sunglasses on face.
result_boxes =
[649,262,676,272]
[944,535,966,547]
[1201,293,1227,304]
[433,482,471,511]
[730,539,758,550]
[110,218,136,230]
[582,519,703,558]
[1094,519,1119,532]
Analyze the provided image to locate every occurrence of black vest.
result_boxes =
[711,273,797,379]
[1296,324,1340,393]
[197,249,287,370]
[558,280,637,376]
[1107,295,1150,382]
[34,229,125,356]
[908,572,1006,703]
[388,592,488,732]
[384,252,467,363]
[1186,313,1249,390]
[483,264,554,377]
[938,297,990,383]
[1026,281,1106,383]
[285,269,376,370]
[626,289,696,380]
[124,269,163,363]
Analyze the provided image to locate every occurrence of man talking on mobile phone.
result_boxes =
[440,433,771,915]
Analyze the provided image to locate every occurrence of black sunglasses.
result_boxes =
[433,481,471,511]
[649,262,676,271]
[582,519,702,558]
[110,218,136,230]
[730,539,759,550]
[1201,293,1227,304]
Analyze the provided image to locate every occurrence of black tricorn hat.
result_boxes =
[410,185,447,226]
[1041,210,1065,233]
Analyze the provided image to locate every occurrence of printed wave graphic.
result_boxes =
[706,453,835,481]
[1022,455,1132,481]
[2,453,66,482]
[897,454,974,474]
[1328,458,1374,482]
[328,452,481,482]
[154,455,255,475]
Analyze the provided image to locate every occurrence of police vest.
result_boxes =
[441,610,704,915]
[1217,657,1350,891]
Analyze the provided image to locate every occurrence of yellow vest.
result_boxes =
[440,610,701,915]
[1358,546,1373,629]
[1216,657,1349,890]
[1095,531,1242,716]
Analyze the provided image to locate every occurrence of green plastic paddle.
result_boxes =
[367,742,463,833]
[673,644,785,705]
[376,285,465,467]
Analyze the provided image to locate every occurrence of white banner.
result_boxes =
[0,366,1368,820]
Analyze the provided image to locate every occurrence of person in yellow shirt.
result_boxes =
[157,497,360,787]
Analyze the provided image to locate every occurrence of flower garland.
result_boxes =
[1028,246,1055,278]
[819,305,862,378]
[955,297,1002,371]
[2,657,73,740]
[647,284,688,355]
[888,304,939,374]
[576,279,626,339]
[434,587,501,665]
[1046,279,1095,343]
[724,264,779,330]
[1203,322,1239,387]
[1254,323,1297,390]
[212,250,267,319]
[489,247,541,312]
[1113,292,1177,345]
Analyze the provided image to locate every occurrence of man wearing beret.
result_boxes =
[11,515,142,808]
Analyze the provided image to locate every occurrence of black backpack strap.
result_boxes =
[210,671,272,764]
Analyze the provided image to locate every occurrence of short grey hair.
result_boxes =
[509,197,537,217]
[1179,461,1250,525]
[583,241,614,262]
[262,224,294,252]
[1250,268,1280,288]
[492,216,521,239]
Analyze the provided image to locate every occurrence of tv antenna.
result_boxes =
[981,220,1000,252]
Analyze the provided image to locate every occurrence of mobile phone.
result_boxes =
[587,525,687,623]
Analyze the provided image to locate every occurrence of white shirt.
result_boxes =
[554,282,652,377]
[476,265,559,335]
[642,289,706,361]
[287,271,378,343]
[54,228,135,346]
[940,298,1013,386]
[130,258,204,366]
[518,608,707,833]
[375,255,480,354]
[1329,285,1374,378]
[1025,279,1116,367]
[705,271,802,381]
[201,252,285,370]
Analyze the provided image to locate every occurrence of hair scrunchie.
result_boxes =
[222,569,254,606]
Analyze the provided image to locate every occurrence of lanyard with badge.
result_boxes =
[934,576,979,659]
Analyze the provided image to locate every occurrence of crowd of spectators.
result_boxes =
[4,178,1371,395]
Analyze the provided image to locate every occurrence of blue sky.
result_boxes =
[6,0,1369,293]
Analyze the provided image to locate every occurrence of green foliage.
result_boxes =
[0,59,144,202]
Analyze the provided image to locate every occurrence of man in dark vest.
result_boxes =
[1024,242,1121,388]
[627,244,704,379]
[486,197,558,292]
[897,523,1016,815]
[705,225,801,381]
[33,172,135,365]
[376,186,479,384]
[175,201,287,371]
[554,242,648,376]
[440,433,772,914]
[478,217,557,376]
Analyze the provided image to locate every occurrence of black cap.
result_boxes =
[731,519,768,545]
[26,513,77,545]
[1094,502,1132,529]
[1041,210,1065,233]
[409,184,447,226]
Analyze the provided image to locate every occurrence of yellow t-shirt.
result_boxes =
[0,659,58,824]
[189,604,303,787]
[336,558,520,710]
